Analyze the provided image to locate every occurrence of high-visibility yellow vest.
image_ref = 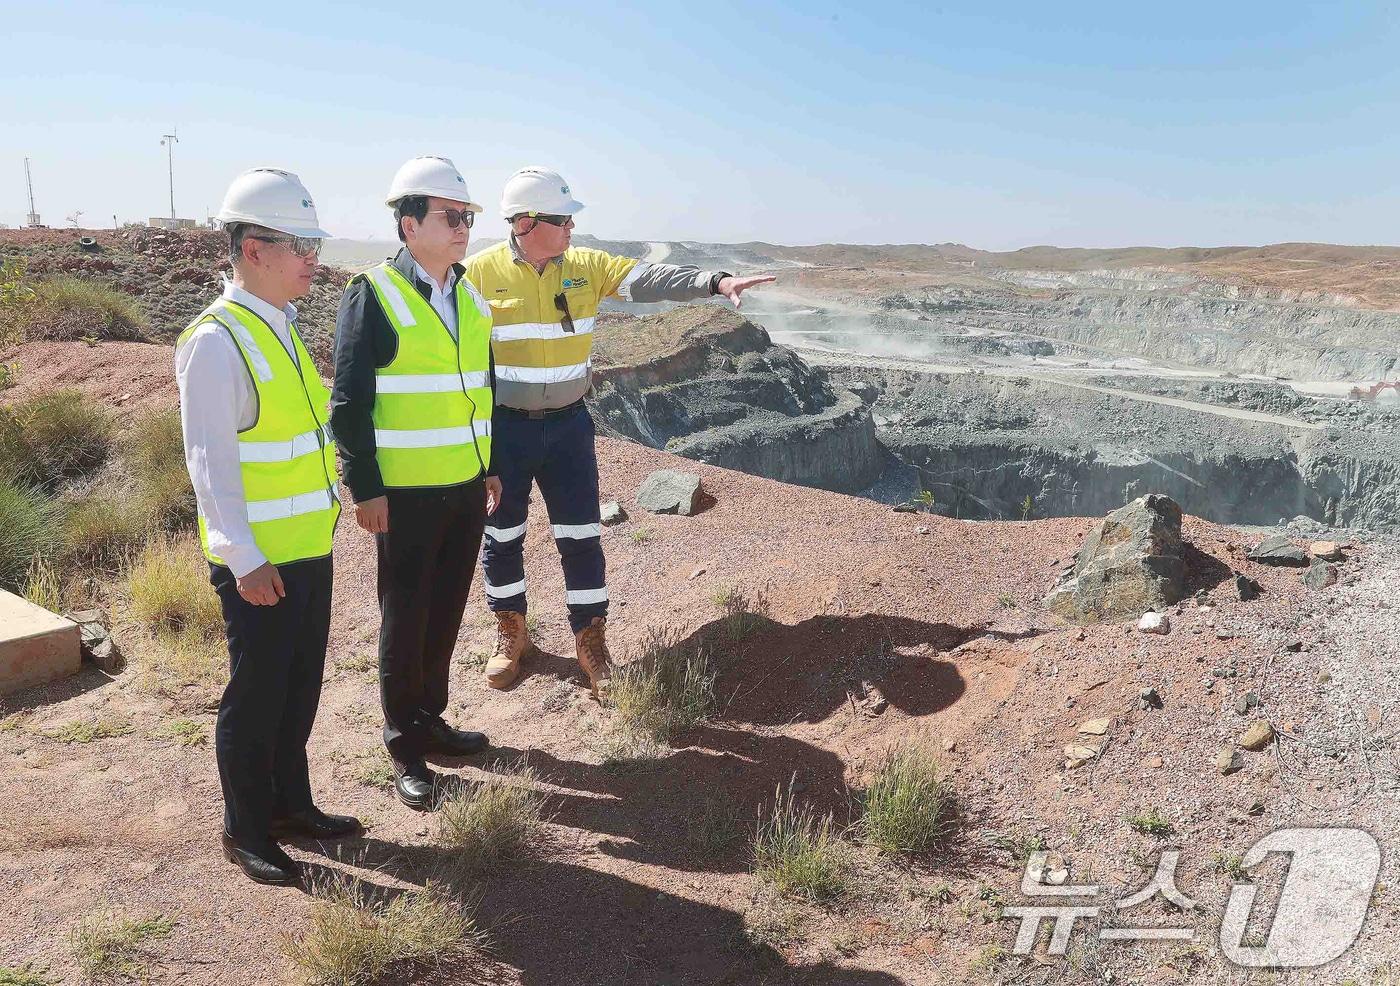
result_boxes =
[177,299,340,567]
[464,242,640,411]
[359,262,493,488]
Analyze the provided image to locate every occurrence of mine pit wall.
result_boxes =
[590,323,885,494]
[831,366,1400,531]
[884,285,1400,382]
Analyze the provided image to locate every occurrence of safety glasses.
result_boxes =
[426,207,475,229]
[249,235,323,259]
[529,213,573,227]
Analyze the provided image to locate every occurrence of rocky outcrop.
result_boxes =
[1044,494,1186,624]
[589,307,885,494]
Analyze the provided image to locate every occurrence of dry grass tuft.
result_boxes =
[752,783,852,903]
[0,389,112,491]
[436,763,546,872]
[122,410,195,532]
[26,277,149,343]
[608,628,715,745]
[125,539,226,694]
[859,743,953,855]
[282,875,485,986]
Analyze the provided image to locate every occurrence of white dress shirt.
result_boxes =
[175,281,302,578]
[412,257,459,339]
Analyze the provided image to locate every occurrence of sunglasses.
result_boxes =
[554,292,575,333]
[530,213,573,227]
[249,235,322,259]
[426,207,475,229]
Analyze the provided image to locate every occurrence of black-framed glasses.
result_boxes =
[554,292,575,333]
[530,213,573,227]
[426,207,475,229]
[249,235,322,258]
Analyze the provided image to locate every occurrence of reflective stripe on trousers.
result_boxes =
[479,404,606,633]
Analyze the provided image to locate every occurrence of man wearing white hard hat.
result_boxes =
[465,167,775,697]
[175,168,359,886]
[330,157,500,811]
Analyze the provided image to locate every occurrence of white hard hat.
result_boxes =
[500,166,585,218]
[385,155,482,211]
[215,168,331,238]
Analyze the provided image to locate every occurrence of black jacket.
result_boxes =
[330,247,495,502]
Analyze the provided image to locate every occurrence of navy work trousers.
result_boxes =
[481,404,606,634]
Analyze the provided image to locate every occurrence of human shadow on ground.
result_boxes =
[696,611,976,727]
[300,841,907,986]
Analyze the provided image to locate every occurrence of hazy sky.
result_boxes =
[5,1,1400,249]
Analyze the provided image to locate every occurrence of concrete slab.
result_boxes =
[0,589,81,696]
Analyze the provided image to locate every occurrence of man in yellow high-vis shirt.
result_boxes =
[465,167,774,697]
[177,168,359,886]
[330,157,501,812]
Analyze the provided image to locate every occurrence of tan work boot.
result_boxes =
[574,617,613,698]
[485,612,530,689]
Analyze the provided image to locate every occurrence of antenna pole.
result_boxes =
[24,157,40,226]
[161,129,179,220]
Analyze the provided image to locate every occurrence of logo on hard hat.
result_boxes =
[561,186,569,194]
[456,176,465,183]
[302,199,313,208]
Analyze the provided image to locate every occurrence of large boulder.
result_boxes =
[1044,494,1185,624]
[636,469,703,516]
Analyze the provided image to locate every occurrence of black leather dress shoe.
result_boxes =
[424,718,490,757]
[270,807,364,841]
[393,760,438,811]
[221,832,300,886]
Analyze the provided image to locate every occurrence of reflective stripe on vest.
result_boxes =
[176,300,340,567]
[360,262,493,488]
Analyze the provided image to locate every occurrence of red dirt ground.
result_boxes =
[0,339,1378,984]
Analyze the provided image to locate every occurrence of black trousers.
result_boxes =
[211,555,332,849]
[377,478,486,765]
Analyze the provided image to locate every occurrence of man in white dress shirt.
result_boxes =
[176,168,359,886]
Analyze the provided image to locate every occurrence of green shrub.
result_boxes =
[0,480,60,591]
[26,277,149,343]
[752,783,851,903]
[0,389,112,490]
[860,744,952,855]
[608,629,715,744]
